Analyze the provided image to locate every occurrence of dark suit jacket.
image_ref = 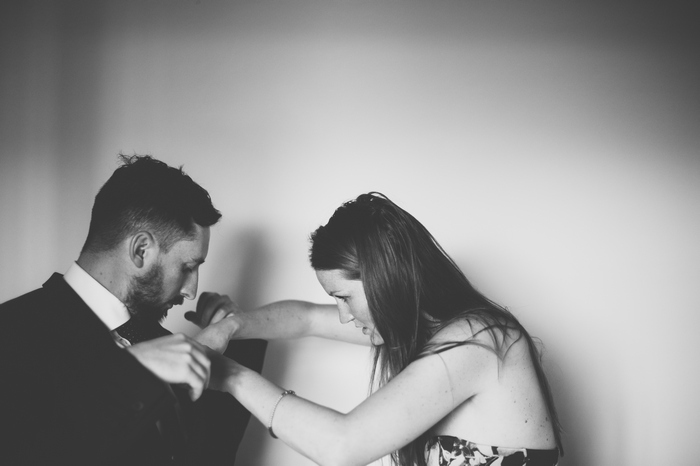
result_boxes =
[0,273,267,465]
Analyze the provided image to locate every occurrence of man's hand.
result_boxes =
[185,292,240,328]
[126,334,211,401]
[192,315,240,354]
[185,292,243,353]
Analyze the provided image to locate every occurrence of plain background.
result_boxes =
[1,1,698,465]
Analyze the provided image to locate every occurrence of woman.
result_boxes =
[195,192,563,466]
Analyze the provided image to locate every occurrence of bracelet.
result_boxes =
[267,389,296,439]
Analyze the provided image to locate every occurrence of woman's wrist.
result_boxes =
[206,353,244,393]
[221,357,240,387]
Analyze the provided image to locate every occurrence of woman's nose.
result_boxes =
[338,306,355,324]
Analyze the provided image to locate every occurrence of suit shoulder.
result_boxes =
[0,286,49,314]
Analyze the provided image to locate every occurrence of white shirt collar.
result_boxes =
[63,262,131,331]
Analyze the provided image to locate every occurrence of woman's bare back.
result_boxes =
[426,319,557,450]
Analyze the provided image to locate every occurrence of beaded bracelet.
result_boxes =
[268,389,296,439]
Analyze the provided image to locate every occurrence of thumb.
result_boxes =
[184,311,201,326]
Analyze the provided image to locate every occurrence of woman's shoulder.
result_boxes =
[424,316,501,353]
[428,318,473,344]
[417,317,501,402]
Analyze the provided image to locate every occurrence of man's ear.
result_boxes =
[128,231,158,268]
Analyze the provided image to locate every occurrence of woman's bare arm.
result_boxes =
[188,292,371,346]
[208,333,497,466]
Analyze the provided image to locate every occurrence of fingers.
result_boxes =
[184,310,199,325]
[189,386,202,401]
[189,292,239,328]
[188,338,211,385]
[171,335,211,400]
[127,334,212,401]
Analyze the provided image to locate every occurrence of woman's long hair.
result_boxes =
[309,192,563,466]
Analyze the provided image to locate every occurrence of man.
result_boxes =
[0,154,265,465]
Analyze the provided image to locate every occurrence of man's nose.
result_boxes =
[181,271,199,300]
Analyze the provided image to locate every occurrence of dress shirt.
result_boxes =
[63,262,131,339]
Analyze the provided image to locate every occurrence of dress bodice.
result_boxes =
[425,436,559,466]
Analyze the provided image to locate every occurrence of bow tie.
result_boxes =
[112,316,171,345]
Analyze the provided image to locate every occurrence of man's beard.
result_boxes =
[125,262,183,322]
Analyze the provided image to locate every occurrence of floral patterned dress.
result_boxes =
[425,436,559,466]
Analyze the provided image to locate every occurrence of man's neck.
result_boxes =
[76,252,130,304]
[64,262,131,331]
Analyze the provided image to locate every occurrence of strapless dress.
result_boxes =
[425,436,559,466]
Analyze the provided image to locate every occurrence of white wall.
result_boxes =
[2,2,699,465]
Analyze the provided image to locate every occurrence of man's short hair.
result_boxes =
[81,154,221,254]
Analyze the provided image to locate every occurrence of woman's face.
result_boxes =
[315,269,385,346]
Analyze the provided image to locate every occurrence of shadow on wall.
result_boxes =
[212,227,278,374]
[547,349,626,466]
[208,227,293,460]
[544,353,578,466]
[220,227,273,312]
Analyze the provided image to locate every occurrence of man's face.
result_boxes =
[126,225,211,321]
